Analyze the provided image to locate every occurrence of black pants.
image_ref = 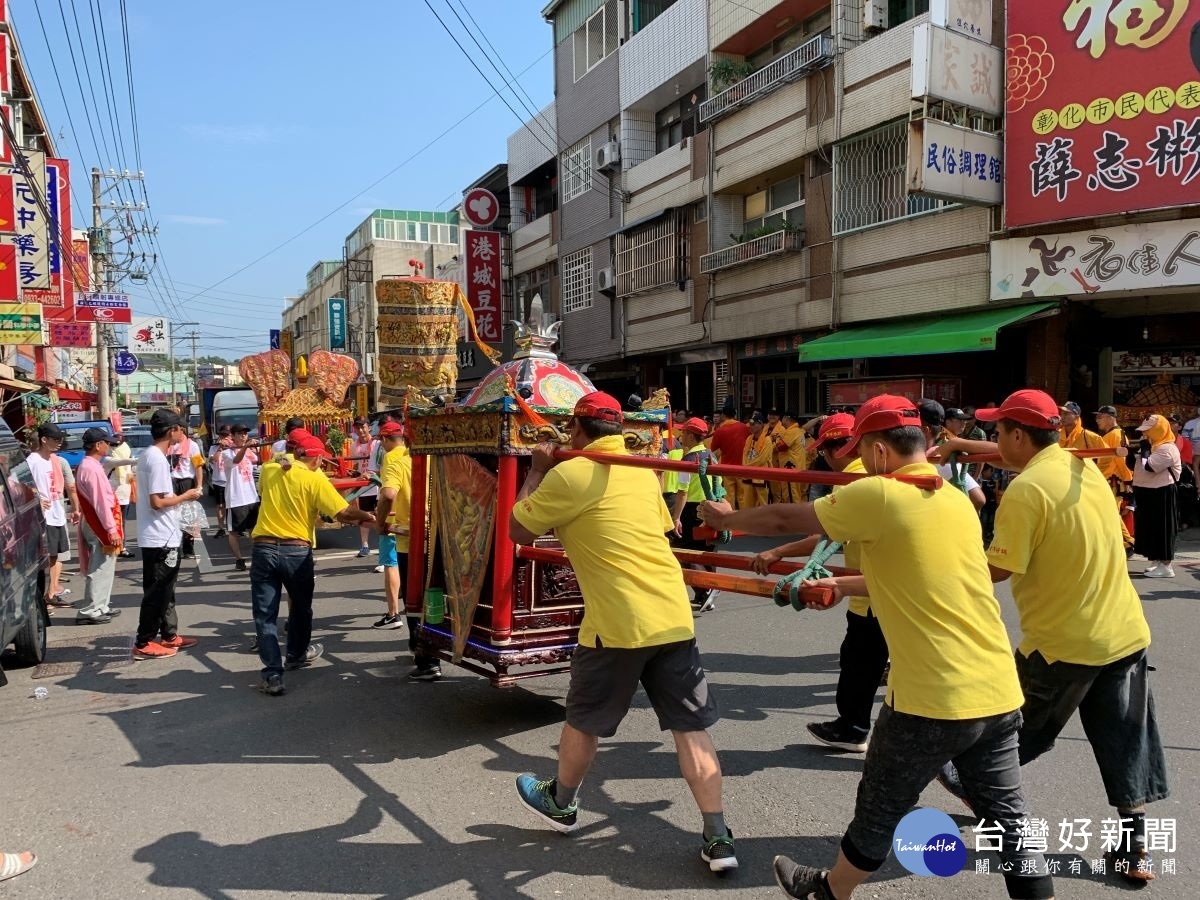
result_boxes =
[836,610,890,734]
[678,502,714,603]
[173,477,197,555]
[137,546,181,646]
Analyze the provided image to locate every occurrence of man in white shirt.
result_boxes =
[271,417,304,456]
[134,409,202,660]
[349,418,381,558]
[208,426,232,538]
[222,424,260,572]
[18,423,81,606]
[918,399,986,510]
[169,426,205,559]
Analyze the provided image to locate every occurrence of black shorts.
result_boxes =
[565,639,719,738]
[358,494,378,513]
[211,484,226,505]
[45,523,71,557]
[227,504,260,536]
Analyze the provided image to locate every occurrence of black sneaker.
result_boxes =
[235,558,247,571]
[249,635,259,652]
[701,830,738,873]
[408,664,442,682]
[214,529,226,538]
[806,720,869,753]
[75,614,112,625]
[284,643,323,670]
[372,613,405,630]
[773,856,832,899]
[258,674,286,696]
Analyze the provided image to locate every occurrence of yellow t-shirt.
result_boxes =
[837,457,871,617]
[379,444,413,553]
[987,444,1150,665]
[1096,427,1133,483]
[814,462,1023,720]
[661,447,684,495]
[680,447,715,503]
[513,435,694,649]
[253,462,348,542]
[774,423,806,469]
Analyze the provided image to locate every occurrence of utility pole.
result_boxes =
[169,323,200,409]
[189,330,199,403]
[92,168,111,417]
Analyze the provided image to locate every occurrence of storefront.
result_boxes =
[736,333,850,418]
[50,388,98,423]
[639,346,726,416]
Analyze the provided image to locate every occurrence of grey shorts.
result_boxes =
[45,523,70,557]
[566,639,719,738]
[1016,648,1169,809]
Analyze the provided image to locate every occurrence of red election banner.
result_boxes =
[1005,4,1200,227]
[465,229,502,343]
[48,322,93,348]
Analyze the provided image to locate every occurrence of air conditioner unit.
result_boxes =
[596,141,621,172]
[864,0,888,30]
[597,266,616,293]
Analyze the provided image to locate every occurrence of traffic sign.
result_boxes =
[114,350,139,375]
[462,187,499,228]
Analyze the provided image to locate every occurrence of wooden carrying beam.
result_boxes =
[956,447,1120,465]
[515,545,837,608]
[553,448,943,490]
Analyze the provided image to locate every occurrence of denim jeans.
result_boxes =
[137,546,180,646]
[250,543,315,678]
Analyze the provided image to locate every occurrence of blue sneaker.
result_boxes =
[515,774,578,833]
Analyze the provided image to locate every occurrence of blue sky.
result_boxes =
[13,0,555,358]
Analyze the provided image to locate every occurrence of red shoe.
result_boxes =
[160,635,198,650]
[132,641,178,660]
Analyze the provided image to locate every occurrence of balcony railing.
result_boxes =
[699,229,804,274]
[699,34,835,124]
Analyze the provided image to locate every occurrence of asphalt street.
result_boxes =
[1,514,1196,899]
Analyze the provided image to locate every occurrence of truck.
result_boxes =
[199,387,260,450]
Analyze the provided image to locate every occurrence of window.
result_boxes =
[561,247,593,314]
[833,120,952,233]
[406,221,417,241]
[889,0,930,28]
[573,1,618,81]
[631,0,677,34]
[616,212,686,296]
[654,85,706,153]
[743,174,805,236]
[561,137,592,203]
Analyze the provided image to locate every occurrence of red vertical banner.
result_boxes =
[41,158,74,321]
[71,237,90,292]
[0,244,16,301]
[465,229,502,342]
[0,33,10,97]
[0,173,13,233]
[0,107,12,166]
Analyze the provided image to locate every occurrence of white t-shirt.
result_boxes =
[169,438,201,480]
[937,462,980,494]
[1182,415,1200,455]
[271,439,288,455]
[26,453,69,527]
[222,447,260,509]
[208,444,228,486]
[136,445,182,548]
[350,438,380,497]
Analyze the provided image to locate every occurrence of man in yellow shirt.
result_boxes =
[1095,404,1135,553]
[369,421,409,633]
[700,395,1052,900]
[510,391,736,874]
[739,411,772,510]
[671,417,719,613]
[1059,400,1105,453]
[751,413,887,754]
[250,433,375,696]
[773,412,806,503]
[939,390,1167,884]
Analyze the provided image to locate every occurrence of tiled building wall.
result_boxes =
[620,110,656,171]
[618,0,707,108]
[507,101,557,183]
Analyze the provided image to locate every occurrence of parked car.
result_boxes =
[121,426,153,458]
[0,419,50,685]
[55,419,117,469]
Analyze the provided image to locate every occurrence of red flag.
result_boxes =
[0,243,17,302]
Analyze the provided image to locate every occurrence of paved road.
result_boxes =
[2,519,1196,898]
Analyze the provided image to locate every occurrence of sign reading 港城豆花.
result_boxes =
[1005,3,1200,228]
[908,119,1002,205]
[990,218,1200,301]
[75,292,132,324]
[465,230,502,343]
[327,297,346,350]
[911,24,1002,116]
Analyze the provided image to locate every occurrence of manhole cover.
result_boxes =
[32,632,136,679]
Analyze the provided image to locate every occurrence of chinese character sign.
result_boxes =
[48,322,93,348]
[465,229,502,343]
[912,24,1003,115]
[991,217,1200,299]
[6,149,51,291]
[931,0,993,43]
[74,291,132,324]
[1006,2,1200,227]
[26,158,73,320]
[130,315,170,354]
[327,296,347,350]
[909,118,1003,204]
[0,302,43,345]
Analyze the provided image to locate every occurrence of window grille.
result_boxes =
[562,247,593,314]
[561,137,593,203]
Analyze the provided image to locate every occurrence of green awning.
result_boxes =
[797,302,1058,363]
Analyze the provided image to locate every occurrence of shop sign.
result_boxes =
[908,119,1002,205]
[911,24,1003,116]
[827,378,961,407]
[27,158,73,321]
[465,230,502,342]
[741,334,803,359]
[1113,350,1200,373]
[75,292,132,324]
[130,315,170,354]
[991,218,1200,301]
[1005,1,1200,228]
[741,374,756,405]
[269,328,281,350]
[0,301,42,344]
[930,0,992,44]
[327,297,347,350]
[48,322,93,348]
[6,149,51,291]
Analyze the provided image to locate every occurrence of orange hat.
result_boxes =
[811,412,855,451]
[974,389,1062,429]
[573,391,622,423]
[681,416,710,437]
[837,395,922,458]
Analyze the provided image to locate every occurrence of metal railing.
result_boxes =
[699,34,834,124]
[699,229,803,274]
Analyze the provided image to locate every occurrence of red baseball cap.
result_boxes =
[287,427,312,447]
[297,436,332,459]
[378,420,405,437]
[837,395,923,458]
[681,416,710,437]
[974,389,1062,429]
[573,391,622,423]
[811,412,855,451]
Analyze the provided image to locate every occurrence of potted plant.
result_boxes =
[325,425,349,475]
[710,58,755,93]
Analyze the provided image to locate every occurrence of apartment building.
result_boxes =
[508,101,560,346]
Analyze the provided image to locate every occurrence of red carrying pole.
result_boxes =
[956,447,1120,465]
[405,453,428,617]
[672,548,857,579]
[491,455,518,645]
[552,448,943,490]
